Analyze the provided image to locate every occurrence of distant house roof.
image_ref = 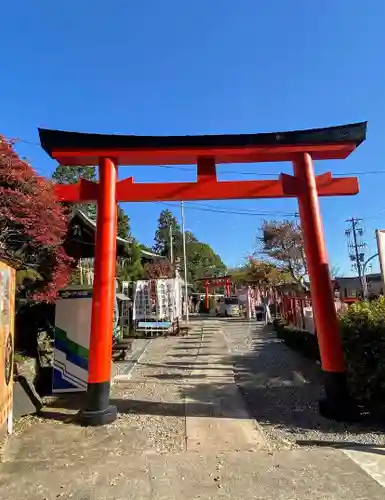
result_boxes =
[335,273,382,282]
[140,248,164,259]
[73,209,132,245]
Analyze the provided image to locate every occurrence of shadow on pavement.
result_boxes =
[296,440,385,455]
[37,321,385,446]
[227,323,385,445]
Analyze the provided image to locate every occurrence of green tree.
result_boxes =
[228,265,252,286]
[152,209,226,288]
[117,205,131,240]
[52,165,131,238]
[153,209,182,258]
[116,240,144,283]
[52,165,97,219]
[248,258,291,289]
[52,165,96,185]
[185,241,226,284]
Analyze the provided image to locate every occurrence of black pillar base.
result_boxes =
[78,404,117,426]
[319,371,360,422]
[78,381,118,427]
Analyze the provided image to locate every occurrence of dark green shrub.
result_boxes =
[273,319,286,339]
[340,297,385,412]
[274,298,385,415]
[272,321,320,360]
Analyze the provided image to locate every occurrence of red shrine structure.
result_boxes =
[196,276,232,311]
[39,122,367,426]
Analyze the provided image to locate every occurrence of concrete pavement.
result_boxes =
[0,319,384,499]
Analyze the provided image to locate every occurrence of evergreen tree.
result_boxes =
[152,209,227,288]
[153,209,182,258]
[117,205,131,240]
[52,165,97,220]
[116,240,144,282]
[52,165,131,238]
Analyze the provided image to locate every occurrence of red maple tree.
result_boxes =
[143,259,174,279]
[0,136,72,301]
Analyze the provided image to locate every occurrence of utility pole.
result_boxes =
[169,225,174,264]
[345,218,367,296]
[181,202,189,323]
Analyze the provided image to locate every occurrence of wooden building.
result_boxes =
[65,210,162,285]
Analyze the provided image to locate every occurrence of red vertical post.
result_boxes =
[299,298,305,330]
[292,298,297,327]
[293,153,355,420]
[205,281,209,312]
[81,157,118,426]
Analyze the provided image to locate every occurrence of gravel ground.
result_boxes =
[112,338,151,378]
[3,321,385,498]
[110,330,205,455]
[3,326,206,463]
[219,318,385,449]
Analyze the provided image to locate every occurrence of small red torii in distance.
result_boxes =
[195,276,232,311]
[38,122,366,426]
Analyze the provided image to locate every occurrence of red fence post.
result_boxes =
[299,298,305,330]
[292,298,297,327]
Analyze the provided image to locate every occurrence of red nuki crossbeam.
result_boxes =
[54,172,358,203]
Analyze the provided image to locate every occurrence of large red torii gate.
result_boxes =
[39,122,366,425]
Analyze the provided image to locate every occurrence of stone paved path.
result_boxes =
[0,319,384,499]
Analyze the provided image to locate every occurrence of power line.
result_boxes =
[362,208,385,221]
[8,133,385,222]
[157,201,297,218]
[178,200,294,215]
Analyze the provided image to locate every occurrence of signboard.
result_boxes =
[53,292,92,393]
[0,261,15,436]
[133,279,183,321]
[133,281,152,320]
[53,286,119,393]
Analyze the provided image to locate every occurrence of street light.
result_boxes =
[362,253,379,299]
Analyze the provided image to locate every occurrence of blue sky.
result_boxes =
[2,1,385,274]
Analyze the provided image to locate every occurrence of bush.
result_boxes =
[275,298,385,415]
[340,297,385,413]
[273,320,320,360]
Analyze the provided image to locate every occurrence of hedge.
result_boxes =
[273,296,385,416]
[340,297,385,415]
[273,320,320,361]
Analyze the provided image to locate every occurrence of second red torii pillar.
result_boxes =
[293,153,355,420]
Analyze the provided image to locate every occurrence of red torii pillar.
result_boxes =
[225,279,232,297]
[82,157,118,425]
[293,153,351,418]
[38,122,366,425]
